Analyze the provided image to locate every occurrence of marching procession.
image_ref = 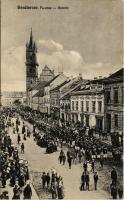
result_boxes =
[0,106,123,199]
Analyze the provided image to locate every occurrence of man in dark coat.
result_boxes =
[111,167,117,185]
[23,183,32,199]
[85,172,90,191]
[94,172,98,190]
[80,172,86,191]
[46,172,50,188]
[41,172,46,189]
[68,156,72,169]
[17,134,21,144]
[22,125,26,134]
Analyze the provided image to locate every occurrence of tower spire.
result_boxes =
[29,28,33,47]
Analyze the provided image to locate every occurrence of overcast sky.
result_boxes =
[1,0,123,91]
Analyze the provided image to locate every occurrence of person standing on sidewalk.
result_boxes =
[94,172,98,190]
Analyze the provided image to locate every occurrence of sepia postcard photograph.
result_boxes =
[0,0,123,199]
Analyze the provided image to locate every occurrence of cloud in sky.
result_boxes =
[1,39,121,91]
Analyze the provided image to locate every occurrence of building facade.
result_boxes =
[70,82,104,130]
[39,65,55,82]
[59,76,86,122]
[50,81,70,119]
[60,95,71,122]
[104,68,123,133]
[38,73,67,115]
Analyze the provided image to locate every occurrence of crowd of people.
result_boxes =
[17,106,123,199]
[0,109,32,199]
[0,106,123,199]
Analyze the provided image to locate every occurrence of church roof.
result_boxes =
[44,74,61,87]
[41,65,54,75]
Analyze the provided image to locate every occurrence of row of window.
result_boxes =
[105,89,120,104]
[71,100,102,113]
[61,103,70,109]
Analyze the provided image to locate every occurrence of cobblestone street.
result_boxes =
[8,116,112,199]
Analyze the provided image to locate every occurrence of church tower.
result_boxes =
[26,29,39,94]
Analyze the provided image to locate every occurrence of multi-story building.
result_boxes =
[70,80,104,130]
[50,80,70,119]
[59,75,87,122]
[104,68,123,133]
[38,73,67,115]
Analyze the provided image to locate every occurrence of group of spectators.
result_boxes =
[0,109,32,199]
[41,170,64,199]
